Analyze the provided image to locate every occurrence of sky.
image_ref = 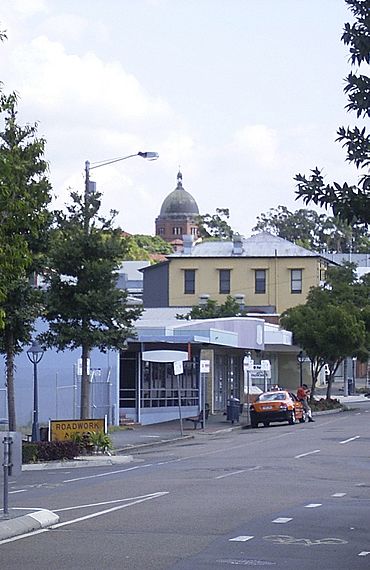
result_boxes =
[1,0,358,238]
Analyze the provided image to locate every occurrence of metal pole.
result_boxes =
[177,375,184,437]
[202,373,206,430]
[246,370,250,426]
[2,436,11,518]
[31,361,39,442]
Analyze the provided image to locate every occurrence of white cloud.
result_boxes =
[231,124,279,168]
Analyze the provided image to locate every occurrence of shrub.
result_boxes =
[311,398,343,412]
[22,441,80,463]
[22,443,38,464]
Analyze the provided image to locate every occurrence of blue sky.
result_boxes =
[1,0,357,237]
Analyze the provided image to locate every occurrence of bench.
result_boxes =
[185,405,210,429]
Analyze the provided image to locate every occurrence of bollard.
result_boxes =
[2,436,12,519]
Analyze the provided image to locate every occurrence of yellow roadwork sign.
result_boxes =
[50,418,106,441]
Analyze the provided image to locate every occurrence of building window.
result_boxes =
[173,227,183,235]
[157,227,165,236]
[190,227,198,235]
[219,269,231,294]
[255,269,266,294]
[184,269,195,294]
[291,269,302,294]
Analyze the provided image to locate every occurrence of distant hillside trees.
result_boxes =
[253,206,369,252]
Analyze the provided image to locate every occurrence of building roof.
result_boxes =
[158,171,199,217]
[170,232,326,258]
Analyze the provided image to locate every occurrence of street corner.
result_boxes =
[0,509,59,541]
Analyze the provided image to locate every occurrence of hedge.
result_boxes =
[22,441,80,464]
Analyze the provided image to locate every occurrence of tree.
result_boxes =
[196,208,234,239]
[40,189,142,419]
[253,205,370,252]
[178,295,246,320]
[0,93,52,430]
[280,264,368,399]
[294,0,370,226]
[122,234,173,260]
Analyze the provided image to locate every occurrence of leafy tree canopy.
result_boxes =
[0,92,52,430]
[281,263,369,399]
[196,208,234,240]
[122,234,173,260]
[40,189,142,418]
[294,0,370,226]
[253,205,370,253]
[178,295,246,320]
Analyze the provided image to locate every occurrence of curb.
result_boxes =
[113,433,194,454]
[22,454,134,471]
[0,509,59,541]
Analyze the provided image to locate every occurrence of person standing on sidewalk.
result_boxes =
[297,384,315,422]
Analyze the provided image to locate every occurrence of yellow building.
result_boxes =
[143,232,332,314]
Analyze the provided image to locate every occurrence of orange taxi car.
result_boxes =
[249,390,306,428]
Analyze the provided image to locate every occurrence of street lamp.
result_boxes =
[80,150,158,419]
[26,340,45,442]
[297,350,305,387]
[85,151,159,198]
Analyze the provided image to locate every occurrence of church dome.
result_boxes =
[159,171,199,217]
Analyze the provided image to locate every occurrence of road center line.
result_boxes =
[304,503,322,508]
[229,536,254,542]
[272,517,292,523]
[216,469,247,480]
[294,449,320,459]
[332,493,346,497]
[339,435,360,444]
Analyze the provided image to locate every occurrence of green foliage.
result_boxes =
[22,441,80,463]
[41,189,142,418]
[122,234,173,260]
[88,430,113,453]
[196,208,234,240]
[253,206,369,253]
[280,264,368,399]
[294,0,370,226]
[178,295,246,320]
[0,93,52,430]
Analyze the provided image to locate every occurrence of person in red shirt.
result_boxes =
[297,384,314,422]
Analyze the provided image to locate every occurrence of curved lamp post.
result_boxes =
[85,151,159,198]
[297,350,305,387]
[81,150,158,419]
[27,341,45,442]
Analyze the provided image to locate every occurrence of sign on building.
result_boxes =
[200,360,210,373]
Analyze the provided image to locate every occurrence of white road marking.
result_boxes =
[358,552,370,557]
[52,493,161,512]
[295,449,320,459]
[272,517,292,524]
[9,489,27,494]
[63,464,143,483]
[229,536,254,542]
[304,504,322,508]
[340,436,360,444]
[50,491,168,529]
[332,493,346,497]
[216,469,247,480]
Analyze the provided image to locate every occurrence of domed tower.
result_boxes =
[155,171,200,244]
